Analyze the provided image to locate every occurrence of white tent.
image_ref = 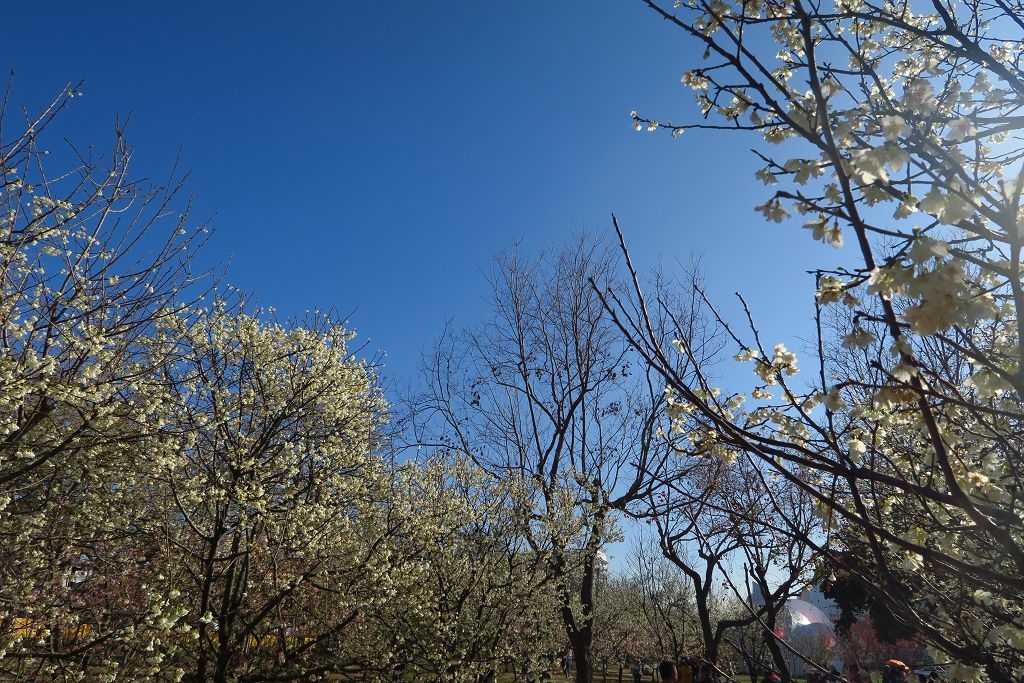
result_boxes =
[786,598,832,627]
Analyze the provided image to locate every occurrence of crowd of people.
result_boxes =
[649,658,941,683]
[654,659,725,683]
[502,650,941,683]
[879,659,942,683]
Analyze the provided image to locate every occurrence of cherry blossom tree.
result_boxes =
[149,305,389,682]
[589,573,650,672]
[599,0,1024,680]
[0,81,209,680]
[380,454,562,683]
[834,613,919,674]
[624,540,699,664]
[0,83,404,682]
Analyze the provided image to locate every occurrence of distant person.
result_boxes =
[846,664,866,683]
[632,659,644,683]
[563,650,574,678]
[883,661,909,683]
[696,663,718,683]
[658,661,679,683]
[679,659,694,683]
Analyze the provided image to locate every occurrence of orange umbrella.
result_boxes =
[886,659,909,670]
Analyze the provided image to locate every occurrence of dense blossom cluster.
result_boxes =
[0,90,566,682]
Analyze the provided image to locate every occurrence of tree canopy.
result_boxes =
[4,0,1024,679]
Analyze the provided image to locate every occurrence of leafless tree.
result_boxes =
[414,234,681,683]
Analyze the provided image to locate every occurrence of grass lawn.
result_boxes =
[497,673,893,683]
[334,668,889,683]
[496,673,757,683]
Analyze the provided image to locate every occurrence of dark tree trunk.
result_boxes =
[569,634,594,683]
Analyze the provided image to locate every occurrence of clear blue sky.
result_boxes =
[6,2,837,393]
